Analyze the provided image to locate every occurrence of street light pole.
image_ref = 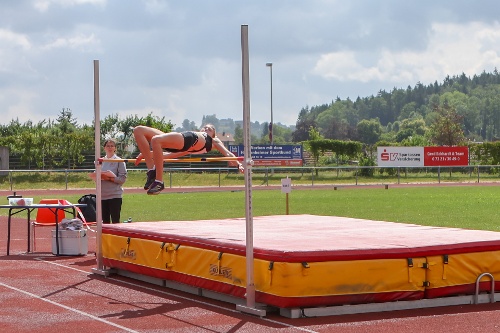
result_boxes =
[266,62,273,146]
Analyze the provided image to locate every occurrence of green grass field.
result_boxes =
[2,167,500,190]
[9,185,500,231]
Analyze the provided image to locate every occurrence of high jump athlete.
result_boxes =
[133,124,244,195]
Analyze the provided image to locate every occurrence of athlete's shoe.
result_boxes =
[144,169,156,190]
[147,181,165,195]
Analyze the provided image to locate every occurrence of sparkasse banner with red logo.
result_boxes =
[377,147,424,166]
[377,146,469,167]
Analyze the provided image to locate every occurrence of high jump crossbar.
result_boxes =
[98,156,243,164]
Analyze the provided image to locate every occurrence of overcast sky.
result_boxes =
[2,0,500,129]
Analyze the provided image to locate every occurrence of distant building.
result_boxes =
[219,118,234,127]
[218,132,235,147]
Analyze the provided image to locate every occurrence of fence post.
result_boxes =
[9,170,13,191]
[397,167,400,184]
[218,168,221,187]
[438,166,441,183]
[355,166,358,185]
[477,165,480,183]
[169,171,172,188]
[311,168,314,186]
[65,169,69,190]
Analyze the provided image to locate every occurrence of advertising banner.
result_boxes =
[423,146,469,166]
[377,147,424,166]
[229,145,303,166]
[377,146,469,167]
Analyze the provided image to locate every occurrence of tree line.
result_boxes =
[0,109,173,170]
[3,70,500,170]
[292,69,500,145]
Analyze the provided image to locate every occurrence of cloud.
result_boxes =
[0,29,31,49]
[2,1,500,128]
[312,22,500,88]
[41,33,99,51]
[34,0,106,12]
[313,52,383,82]
[0,88,41,123]
[0,29,35,83]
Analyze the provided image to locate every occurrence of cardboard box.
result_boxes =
[51,229,88,256]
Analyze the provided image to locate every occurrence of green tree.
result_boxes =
[308,126,322,140]
[55,108,79,168]
[36,127,60,169]
[400,135,431,146]
[262,122,270,144]
[428,104,466,145]
[233,124,243,144]
[178,119,197,131]
[303,126,323,170]
[356,119,382,144]
[101,114,119,139]
[292,107,317,142]
[17,129,37,169]
[116,114,142,157]
[398,102,418,121]
[139,113,173,133]
[395,117,427,142]
[66,130,94,168]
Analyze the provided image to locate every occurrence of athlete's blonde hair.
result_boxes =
[202,124,216,138]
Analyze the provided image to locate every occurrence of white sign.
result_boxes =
[377,147,424,167]
[281,178,292,193]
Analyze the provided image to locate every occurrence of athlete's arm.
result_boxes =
[212,138,244,173]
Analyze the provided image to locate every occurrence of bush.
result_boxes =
[358,155,376,177]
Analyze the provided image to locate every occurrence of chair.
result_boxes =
[32,199,66,251]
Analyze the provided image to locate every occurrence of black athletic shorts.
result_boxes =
[163,131,198,153]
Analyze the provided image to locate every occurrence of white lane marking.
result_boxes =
[35,257,319,333]
[0,281,140,333]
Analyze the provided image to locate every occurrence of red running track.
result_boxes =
[1,186,500,332]
[2,218,500,332]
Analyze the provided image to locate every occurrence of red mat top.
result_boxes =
[102,215,500,262]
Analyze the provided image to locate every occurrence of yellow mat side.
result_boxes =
[103,234,427,298]
[426,251,500,289]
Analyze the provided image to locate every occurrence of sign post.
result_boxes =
[281,177,291,215]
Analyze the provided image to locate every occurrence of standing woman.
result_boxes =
[99,138,127,223]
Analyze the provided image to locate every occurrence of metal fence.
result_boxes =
[1,165,499,191]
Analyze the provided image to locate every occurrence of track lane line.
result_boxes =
[0,281,140,333]
[35,257,319,333]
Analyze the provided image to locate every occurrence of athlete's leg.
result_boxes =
[151,132,185,182]
[133,126,164,169]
